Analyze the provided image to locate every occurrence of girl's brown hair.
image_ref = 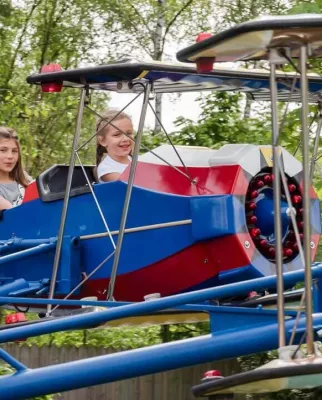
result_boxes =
[0,127,29,187]
[95,109,132,166]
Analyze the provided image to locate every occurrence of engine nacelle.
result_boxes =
[124,144,321,288]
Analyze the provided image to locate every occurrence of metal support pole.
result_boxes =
[106,84,152,300]
[0,243,56,265]
[269,54,286,348]
[0,238,56,255]
[300,45,314,355]
[79,219,192,241]
[46,88,87,316]
[278,158,304,266]
[148,101,191,178]
[310,102,322,180]
[0,348,27,372]
[0,238,55,248]
[0,314,322,400]
[76,152,116,249]
[77,93,142,153]
[1,264,322,343]
[0,264,321,311]
[50,250,115,314]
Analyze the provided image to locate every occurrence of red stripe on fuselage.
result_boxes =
[81,242,220,302]
[121,162,244,196]
[81,233,253,302]
[205,233,254,273]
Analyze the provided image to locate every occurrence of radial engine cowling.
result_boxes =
[204,144,321,285]
[130,143,321,288]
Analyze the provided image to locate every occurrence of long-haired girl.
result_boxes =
[0,127,30,210]
[96,109,133,182]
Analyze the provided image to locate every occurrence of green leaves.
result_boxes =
[289,2,322,15]
[172,91,271,148]
[0,0,115,176]
[98,0,213,60]
[25,325,162,349]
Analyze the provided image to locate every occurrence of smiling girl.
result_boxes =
[0,127,29,210]
[96,109,134,182]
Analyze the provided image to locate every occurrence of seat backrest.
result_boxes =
[37,165,97,202]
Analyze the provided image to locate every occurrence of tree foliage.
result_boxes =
[22,315,209,348]
[97,0,214,132]
[173,92,271,147]
[98,0,213,60]
[217,0,291,28]
[0,0,114,175]
[0,0,216,172]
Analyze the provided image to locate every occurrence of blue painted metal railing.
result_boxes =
[1,263,322,342]
[0,314,321,400]
[0,264,320,399]
[0,242,56,265]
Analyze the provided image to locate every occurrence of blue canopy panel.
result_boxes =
[27,61,322,102]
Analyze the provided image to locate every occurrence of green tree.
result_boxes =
[217,0,292,28]
[0,0,113,175]
[99,0,214,132]
[172,91,271,148]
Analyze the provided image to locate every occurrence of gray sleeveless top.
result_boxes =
[0,182,22,205]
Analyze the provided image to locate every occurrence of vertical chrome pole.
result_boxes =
[46,88,87,316]
[76,152,116,250]
[269,53,286,348]
[278,159,304,266]
[106,84,151,300]
[310,102,322,180]
[300,45,314,355]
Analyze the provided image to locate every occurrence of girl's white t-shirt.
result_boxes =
[97,155,131,182]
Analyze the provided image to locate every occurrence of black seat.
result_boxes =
[37,164,97,202]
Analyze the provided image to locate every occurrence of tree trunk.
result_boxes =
[153,0,165,134]
[4,0,42,87]
[244,95,252,119]
[161,325,171,342]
